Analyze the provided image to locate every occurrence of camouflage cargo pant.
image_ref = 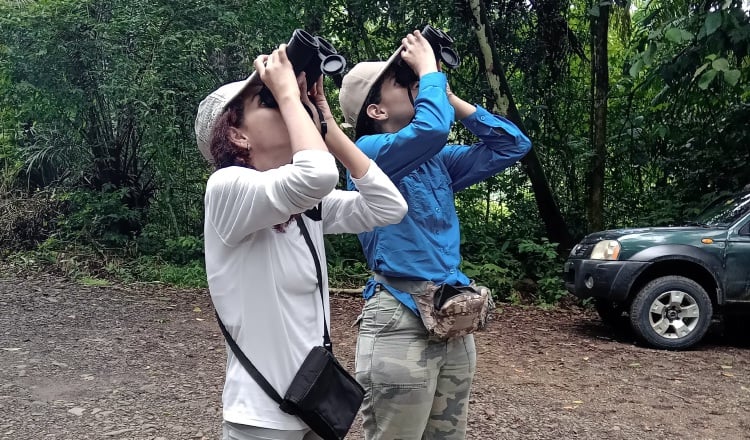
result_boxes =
[355,289,477,440]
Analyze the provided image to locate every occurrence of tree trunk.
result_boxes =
[588,1,609,232]
[467,0,574,250]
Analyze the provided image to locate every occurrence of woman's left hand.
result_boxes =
[309,76,335,122]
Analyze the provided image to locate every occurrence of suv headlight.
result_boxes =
[590,240,621,260]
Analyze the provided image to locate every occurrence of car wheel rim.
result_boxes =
[648,289,701,339]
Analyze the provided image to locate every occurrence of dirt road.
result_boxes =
[1,273,749,439]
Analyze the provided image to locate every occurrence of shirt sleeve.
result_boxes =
[438,106,532,192]
[321,160,408,234]
[356,72,454,182]
[204,150,339,246]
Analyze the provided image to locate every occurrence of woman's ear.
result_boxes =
[228,127,250,149]
[366,103,388,122]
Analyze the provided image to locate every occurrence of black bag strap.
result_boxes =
[213,213,332,406]
[295,216,332,351]
[215,311,284,404]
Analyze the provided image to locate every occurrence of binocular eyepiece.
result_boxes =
[285,29,347,90]
[421,25,460,69]
[258,29,346,107]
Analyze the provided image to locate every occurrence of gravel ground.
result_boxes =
[2,273,750,440]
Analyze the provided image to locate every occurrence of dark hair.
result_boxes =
[210,94,253,170]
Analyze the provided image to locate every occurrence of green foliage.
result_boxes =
[124,256,207,288]
[79,276,111,287]
[324,234,370,289]
[162,236,204,265]
[55,187,142,247]
[517,238,567,304]
[461,260,518,302]
[1,0,748,308]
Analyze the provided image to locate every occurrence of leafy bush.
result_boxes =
[460,260,519,302]
[517,238,567,304]
[55,187,143,247]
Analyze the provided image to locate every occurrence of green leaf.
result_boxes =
[723,69,740,86]
[712,58,729,72]
[680,29,694,41]
[698,69,718,89]
[693,62,710,79]
[705,11,722,36]
[665,28,683,43]
[589,5,600,17]
[629,59,644,78]
[642,43,657,66]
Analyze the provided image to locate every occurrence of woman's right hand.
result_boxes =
[400,30,438,78]
[254,44,301,103]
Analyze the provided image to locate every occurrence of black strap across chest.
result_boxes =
[215,211,330,403]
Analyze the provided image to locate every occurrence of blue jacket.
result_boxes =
[347,72,531,314]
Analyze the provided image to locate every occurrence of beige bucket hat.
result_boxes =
[339,48,402,132]
[194,72,263,164]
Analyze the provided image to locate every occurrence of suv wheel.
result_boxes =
[629,276,713,350]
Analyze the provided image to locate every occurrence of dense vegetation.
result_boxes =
[1,0,748,305]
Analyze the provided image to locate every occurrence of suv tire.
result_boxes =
[629,276,713,349]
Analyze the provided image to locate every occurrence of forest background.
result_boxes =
[1,0,748,306]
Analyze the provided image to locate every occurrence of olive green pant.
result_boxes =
[355,290,477,440]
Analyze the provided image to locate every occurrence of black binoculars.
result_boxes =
[394,25,461,87]
[422,25,460,69]
[258,29,346,107]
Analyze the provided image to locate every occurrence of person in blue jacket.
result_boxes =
[338,30,532,440]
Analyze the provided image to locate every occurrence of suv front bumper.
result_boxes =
[563,259,650,302]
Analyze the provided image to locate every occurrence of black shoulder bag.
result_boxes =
[215,215,364,440]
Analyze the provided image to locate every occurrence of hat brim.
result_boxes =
[245,70,264,89]
[346,46,403,131]
[377,46,404,83]
[224,71,264,109]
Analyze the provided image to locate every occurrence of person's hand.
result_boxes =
[254,44,299,103]
[445,82,476,119]
[400,30,438,77]
[309,76,335,122]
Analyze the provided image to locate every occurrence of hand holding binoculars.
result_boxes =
[256,29,346,107]
[395,25,460,86]
[421,25,460,69]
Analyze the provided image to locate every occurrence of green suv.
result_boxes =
[564,189,750,349]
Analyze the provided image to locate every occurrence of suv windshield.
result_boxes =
[694,190,750,227]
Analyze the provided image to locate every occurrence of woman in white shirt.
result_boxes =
[195,45,408,440]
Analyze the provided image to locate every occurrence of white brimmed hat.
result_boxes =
[339,47,402,131]
[194,72,262,163]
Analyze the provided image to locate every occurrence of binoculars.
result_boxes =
[395,25,461,86]
[422,25,460,69]
[257,29,346,107]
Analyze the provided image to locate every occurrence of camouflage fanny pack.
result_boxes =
[373,274,494,339]
[416,283,494,339]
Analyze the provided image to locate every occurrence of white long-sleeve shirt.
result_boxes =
[204,150,407,430]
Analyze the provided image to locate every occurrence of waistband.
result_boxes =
[372,273,432,294]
